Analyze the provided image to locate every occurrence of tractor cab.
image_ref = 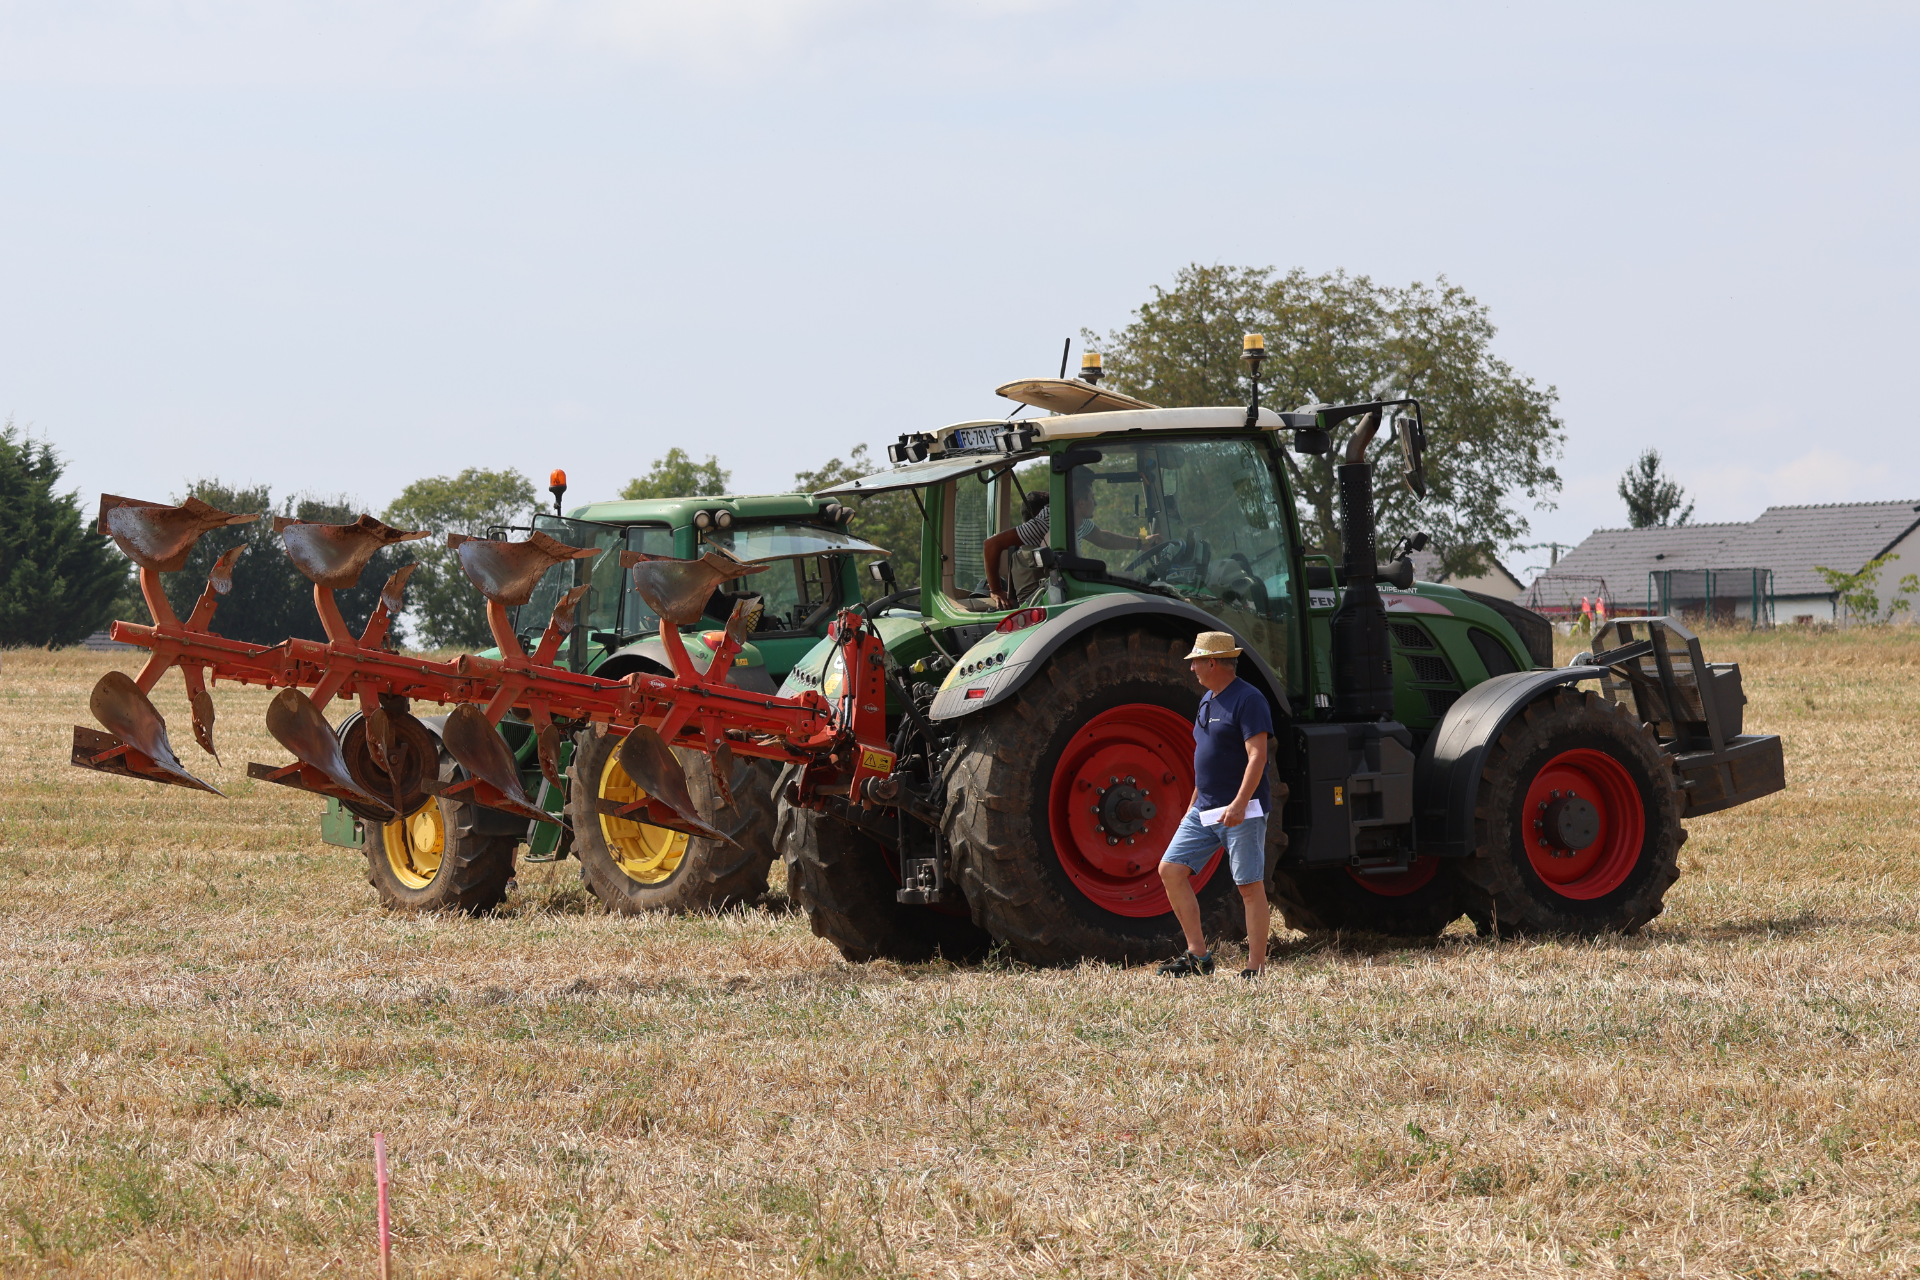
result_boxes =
[812,401,1327,711]
[498,494,886,688]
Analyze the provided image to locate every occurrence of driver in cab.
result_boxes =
[985,469,1163,608]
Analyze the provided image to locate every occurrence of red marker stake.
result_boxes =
[374,1132,392,1280]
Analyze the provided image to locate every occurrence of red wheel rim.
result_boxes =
[1348,856,1441,897]
[1520,747,1645,900]
[1047,704,1217,918]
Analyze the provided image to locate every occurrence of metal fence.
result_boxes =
[1645,567,1774,629]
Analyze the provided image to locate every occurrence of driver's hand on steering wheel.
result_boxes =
[1138,531,1166,551]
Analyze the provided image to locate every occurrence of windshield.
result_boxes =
[1063,436,1300,684]
[695,521,880,636]
[700,523,884,560]
[709,554,842,635]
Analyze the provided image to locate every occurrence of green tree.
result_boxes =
[1087,264,1564,577]
[1813,553,1919,625]
[0,421,126,646]
[383,468,537,648]
[141,482,410,647]
[620,449,730,501]
[794,446,921,597]
[1618,449,1694,528]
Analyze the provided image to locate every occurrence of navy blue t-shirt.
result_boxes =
[1192,677,1274,810]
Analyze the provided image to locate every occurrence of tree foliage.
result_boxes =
[1813,553,1919,625]
[1617,449,1694,529]
[142,483,409,647]
[383,468,537,648]
[0,422,126,646]
[1088,264,1564,576]
[793,446,920,598]
[620,449,731,501]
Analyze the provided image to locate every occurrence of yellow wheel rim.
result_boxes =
[383,799,445,891]
[599,745,689,885]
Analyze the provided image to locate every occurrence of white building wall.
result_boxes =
[1883,528,1920,623]
[1777,596,1837,625]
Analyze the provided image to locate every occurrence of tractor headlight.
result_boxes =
[820,649,849,704]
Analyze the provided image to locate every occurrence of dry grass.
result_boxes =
[1,631,1918,1278]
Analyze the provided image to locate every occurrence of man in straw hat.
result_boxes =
[1156,631,1273,979]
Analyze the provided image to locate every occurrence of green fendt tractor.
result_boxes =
[321,491,884,916]
[774,357,1787,964]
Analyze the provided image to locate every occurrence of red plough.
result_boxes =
[75,496,896,842]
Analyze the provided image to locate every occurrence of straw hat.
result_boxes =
[1184,632,1243,660]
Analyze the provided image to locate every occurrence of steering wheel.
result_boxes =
[1124,537,1185,574]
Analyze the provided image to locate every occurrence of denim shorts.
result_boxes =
[1159,806,1268,887]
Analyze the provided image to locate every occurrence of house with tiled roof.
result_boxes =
[1522,501,1920,625]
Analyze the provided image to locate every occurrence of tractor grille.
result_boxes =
[1424,688,1461,717]
[1389,622,1436,650]
[1408,654,1453,684]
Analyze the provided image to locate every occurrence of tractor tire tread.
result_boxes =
[1454,688,1682,937]
[945,624,1244,967]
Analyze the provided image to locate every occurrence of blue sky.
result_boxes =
[2,0,1914,576]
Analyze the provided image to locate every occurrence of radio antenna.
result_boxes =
[1058,338,1070,379]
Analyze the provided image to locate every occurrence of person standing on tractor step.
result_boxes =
[1157,632,1273,979]
[983,469,1163,609]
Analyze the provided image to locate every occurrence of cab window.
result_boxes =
[1060,437,1300,686]
[619,524,674,635]
[516,516,630,638]
[940,470,1014,610]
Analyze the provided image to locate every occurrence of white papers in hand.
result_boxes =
[1197,799,1263,826]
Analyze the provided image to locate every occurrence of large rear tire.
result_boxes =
[1268,858,1462,938]
[945,629,1250,966]
[1454,688,1683,936]
[364,758,518,914]
[567,728,775,914]
[774,767,993,964]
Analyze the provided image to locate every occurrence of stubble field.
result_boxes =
[1,629,1918,1278]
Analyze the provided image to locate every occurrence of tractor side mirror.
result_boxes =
[869,560,896,588]
[1395,413,1427,498]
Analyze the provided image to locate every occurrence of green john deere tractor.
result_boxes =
[774,362,1787,965]
[321,491,885,916]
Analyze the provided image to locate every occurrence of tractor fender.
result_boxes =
[1413,666,1607,857]
[600,638,779,695]
[927,594,1293,723]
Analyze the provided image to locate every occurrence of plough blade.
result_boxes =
[188,684,218,761]
[449,531,599,607]
[616,725,732,843]
[98,495,258,572]
[708,740,737,810]
[438,704,561,828]
[723,594,764,652]
[261,688,392,815]
[79,671,223,794]
[275,515,429,589]
[624,546,767,627]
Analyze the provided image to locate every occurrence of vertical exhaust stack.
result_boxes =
[1330,410,1394,721]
